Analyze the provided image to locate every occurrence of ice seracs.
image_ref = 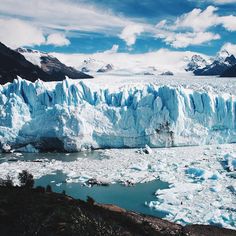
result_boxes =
[0,76,236,152]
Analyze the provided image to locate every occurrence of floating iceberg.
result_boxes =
[224,154,236,172]
[0,77,236,152]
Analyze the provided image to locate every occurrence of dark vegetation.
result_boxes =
[18,170,34,188]
[0,171,235,236]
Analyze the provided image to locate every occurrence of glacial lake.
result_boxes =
[0,151,169,218]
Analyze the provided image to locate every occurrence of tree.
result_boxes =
[46,185,52,192]
[0,175,13,187]
[18,170,34,188]
[87,196,95,205]
[5,175,13,187]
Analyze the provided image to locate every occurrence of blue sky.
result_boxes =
[0,0,236,55]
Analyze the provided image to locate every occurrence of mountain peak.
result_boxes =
[15,47,41,54]
[185,54,208,72]
[216,49,230,61]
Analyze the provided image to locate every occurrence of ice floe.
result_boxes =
[0,143,235,229]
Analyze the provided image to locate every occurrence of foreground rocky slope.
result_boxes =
[0,186,235,236]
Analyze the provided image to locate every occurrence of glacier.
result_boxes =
[0,76,236,152]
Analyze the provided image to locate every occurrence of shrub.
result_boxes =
[18,170,34,188]
[35,186,45,193]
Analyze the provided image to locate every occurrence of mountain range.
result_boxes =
[0,41,236,84]
[186,50,236,77]
[0,42,92,85]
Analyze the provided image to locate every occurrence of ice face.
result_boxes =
[0,77,236,152]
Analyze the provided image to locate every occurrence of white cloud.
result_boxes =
[0,0,131,34]
[0,18,45,48]
[46,33,70,46]
[0,0,145,47]
[0,1,235,49]
[174,6,218,32]
[221,42,236,56]
[172,6,236,32]
[0,18,71,48]
[211,0,236,4]
[119,24,144,47]
[104,44,119,53]
[162,31,220,48]
[219,15,236,31]
[155,5,236,48]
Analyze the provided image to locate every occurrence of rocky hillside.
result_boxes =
[0,42,92,84]
[192,50,236,76]
[16,47,93,80]
[221,63,236,77]
[0,186,235,236]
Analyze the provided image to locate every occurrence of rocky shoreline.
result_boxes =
[0,186,235,236]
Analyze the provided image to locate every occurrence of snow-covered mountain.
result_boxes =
[221,63,236,77]
[52,49,204,76]
[0,42,58,84]
[15,47,93,80]
[97,64,114,73]
[160,71,174,76]
[185,55,209,72]
[79,58,114,74]
[193,50,236,76]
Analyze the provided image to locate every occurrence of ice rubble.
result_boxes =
[0,77,236,152]
[0,144,235,229]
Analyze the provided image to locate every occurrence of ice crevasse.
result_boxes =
[0,78,236,152]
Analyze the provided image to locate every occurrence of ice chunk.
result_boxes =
[185,167,218,180]
[224,154,236,171]
[0,144,236,229]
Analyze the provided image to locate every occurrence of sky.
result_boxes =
[0,0,236,56]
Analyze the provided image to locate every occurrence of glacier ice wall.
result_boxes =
[0,78,236,152]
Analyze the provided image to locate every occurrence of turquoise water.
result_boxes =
[0,151,102,163]
[35,171,169,218]
[0,151,169,218]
